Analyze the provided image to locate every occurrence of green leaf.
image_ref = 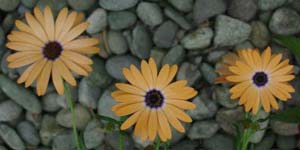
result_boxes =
[274,35,300,56]
[270,107,300,123]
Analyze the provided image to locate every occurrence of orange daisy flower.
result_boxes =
[6,6,99,96]
[216,47,295,114]
[111,58,197,142]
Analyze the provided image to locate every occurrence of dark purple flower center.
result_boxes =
[145,89,164,108]
[43,41,63,60]
[252,72,268,87]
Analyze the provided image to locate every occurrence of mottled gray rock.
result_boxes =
[131,24,152,59]
[170,123,191,144]
[84,120,104,149]
[177,62,201,86]
[86,8,107,34]
[187,120,219,139]
[97,87,119,121]
[86,57,112,87]
[25,112,42,128]
[2,14,17,34]
[216,107,245,135]
[52,131,76,150]
[269,7,300,35]
[161,45,185,65]
[193,0,227,23]
[207,50,226,63]
[250,110,269,144]
[254,132,275,150]
[203,134,234,150]
[153,21,178,48]
[56,104,91,129]
[137,2,163,27]
[214,15,252,47]
[0,0,20,11]
[99,0,138,11]
[21,0,38,8]
[181,27,213,50]
[234,41,254,51]
[36,0,67,15]
[0,75,41,113]
[17,121,40,146]
[67,0,95,11]
[250,21,270,49]
[168,0,193,12]
[150,48,166,67]
[164,7,192,30]
[171,140,199,150]
[276,135,296,149]
[105,131,134,150]
[228,0,257,21]
[42,93,61,112]
[0,124,25,150]
[105,55,139,80]
[108,11,137,30]
[0,100,22,121]
[257,0,287,11]
[0,146,7,150]
[213,86,238,108]
[200,63,218,84]
[188,95,218,120]
[0,28,4,47]
[108,31,128,55]
[78,78,102,109]
[40,115,64,146]
[271,121,299,136]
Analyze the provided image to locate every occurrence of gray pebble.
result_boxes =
[213,86,238,108]
[250,111,269,144]
[250,21,270,49]
[0,0,20,11]
[168,0,193,12]
[271,121,299,136]
[171,140,199,150]
[108,11,137,30]
[131,24,152,59]
[56,85,78,109]
[20,0,38,8]
[0,28,4,47]
[17,121,40,146]
[42,93,61,112]
[164,7,192,30]
[187,120,219,139]
[276,135,296,149]
[67,0,95,11]
[86,57,112,88]
[36,0,67,15]
[216,107,245,135]
[207,50,226,63]
[177,62,201,86]
[188,95,218,120]
[234,41,254,51]
[0,100,22,122]
[99,0,138,11]
[258,0,287,11]
[86,8,107,34]
[137,2,163,27]
[56,104,91,129]
[269,7,300,35]
[228,0,257,21]
[161,45,185,65]
[52,131,76,150]
[40,115,64,146]
[105,55,139,80]
[105,131,134,150]
[214,15,252,47]
[153,20,178,48]
[0,146,7,150]
[2,13,17,34]
[254,132,275,150]
[97,87,119,121]
[84,120,104,149]
[150,48,166,68]
[200,63,217,84]
[181,27,213,50]
[203,134,234,150]
[0,74,41,113]
[193,0,227,23]
[78,77,102,109]
[108,31,128,54]
[25,112,42,128]
[0,124,25,150]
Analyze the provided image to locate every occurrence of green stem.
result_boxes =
[95,115,122,125]
[164,141,169,150]
[118,131,124,150]
[155,138,161,150]
[64,83,81,150]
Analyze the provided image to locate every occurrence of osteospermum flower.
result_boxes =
[111,58,197,142]
[216,47,295,114]
[6,6,99,96]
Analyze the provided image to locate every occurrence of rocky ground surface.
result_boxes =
[0,0,300,149]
